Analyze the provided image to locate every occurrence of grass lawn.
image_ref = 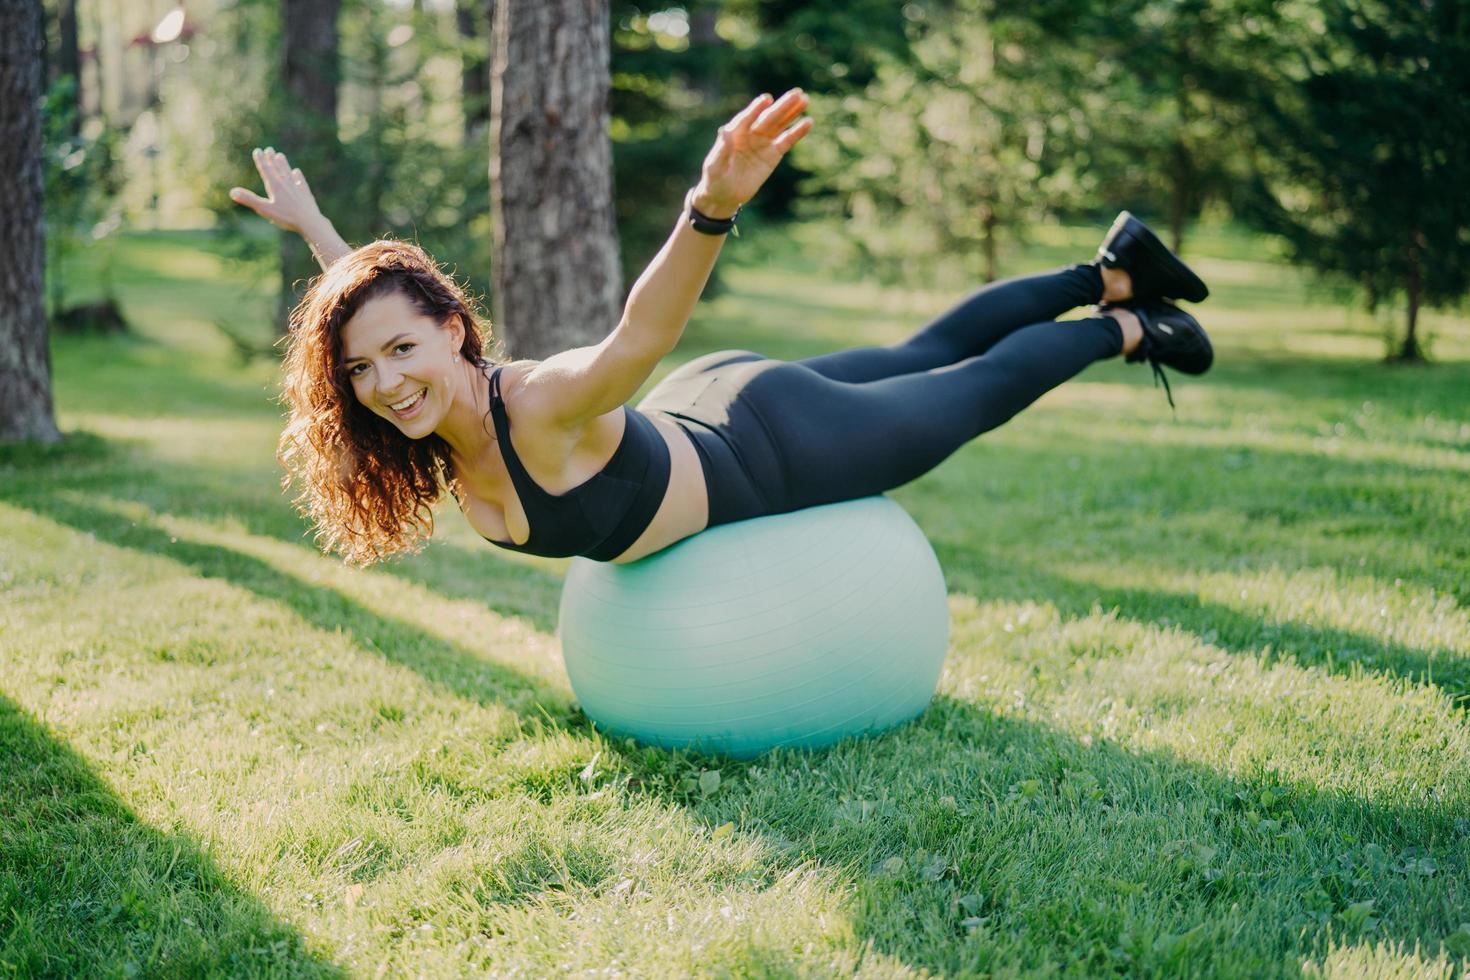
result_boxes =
[3,222,1469,977]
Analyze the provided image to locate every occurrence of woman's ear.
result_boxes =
[447,313,467,354]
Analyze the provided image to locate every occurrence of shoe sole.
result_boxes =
[1099,211,1210,303]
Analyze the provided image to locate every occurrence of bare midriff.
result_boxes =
[455,362,710,563]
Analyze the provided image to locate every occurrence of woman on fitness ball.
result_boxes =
[231,88,1211,567]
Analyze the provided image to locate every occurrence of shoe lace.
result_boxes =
[1145,354,1177,412]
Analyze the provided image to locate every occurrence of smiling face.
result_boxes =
[340,288,466,438]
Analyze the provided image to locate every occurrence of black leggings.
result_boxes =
[636,264,1123,528]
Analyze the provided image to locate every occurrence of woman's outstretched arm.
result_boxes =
[230,147,350,271]
[618,88,812,354]
[524,88,814,427]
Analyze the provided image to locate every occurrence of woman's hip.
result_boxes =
[637,351,788,526]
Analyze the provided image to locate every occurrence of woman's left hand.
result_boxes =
[691,88,813,218]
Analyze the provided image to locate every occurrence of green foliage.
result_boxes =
[932,0,1470,350]
[725,0,916,92]
[720,0,923,213]
[197,0,285,272]
[1226,0,1470,359]
[202,0,492,305]
[195,0,949,304]
[41,75,124,325]
[800,11,1094,287]
[612,114,726,287]
[994,0,1268,236]
[801,0,1274,288]
[334,2,492,295]
[139,0,1470,354]
[609,0,930,284]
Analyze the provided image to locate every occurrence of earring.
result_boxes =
[453,353,461,363]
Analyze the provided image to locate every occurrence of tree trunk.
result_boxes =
[687,2,722,105]
[1168,79,1193,256]
[1398,230,1424,362]
[490,0,621,359]
[979,204,998,283]
[84,0,106,124]
[277,0,341,334]
[363,24,388,232]
[1169,136,1190,256]
[57,0,79,133]
[42,0,82,135]
[459,0,493,145]
[0,0,61,444]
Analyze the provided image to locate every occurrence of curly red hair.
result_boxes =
[277,240,502,565]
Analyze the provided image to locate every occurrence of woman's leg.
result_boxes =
[794,264,1104,383]
[737,313,1124,513]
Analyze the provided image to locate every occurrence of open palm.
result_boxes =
[697,89,813,214]
[229,147,324,234]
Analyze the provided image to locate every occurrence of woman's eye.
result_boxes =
[344,343,411,376]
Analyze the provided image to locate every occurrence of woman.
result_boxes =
[231,88,1213,567]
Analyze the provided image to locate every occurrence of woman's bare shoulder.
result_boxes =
[495,358,548,416]
[494,357,600,448]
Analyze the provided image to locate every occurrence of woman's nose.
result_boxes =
[376,365,404,395]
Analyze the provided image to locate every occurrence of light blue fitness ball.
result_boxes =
[557,495,950,758]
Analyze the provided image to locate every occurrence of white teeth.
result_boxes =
[390,390,425,411]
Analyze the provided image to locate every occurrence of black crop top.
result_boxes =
[479,365,672,560]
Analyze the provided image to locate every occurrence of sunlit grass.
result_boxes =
[3,223,1469,977]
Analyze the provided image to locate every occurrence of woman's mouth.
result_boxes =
[388,388,427,419]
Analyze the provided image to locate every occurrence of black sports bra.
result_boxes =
[479,365,672,560]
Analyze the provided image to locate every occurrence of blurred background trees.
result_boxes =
[1225,0,1470,361]
[19,0,1470,365]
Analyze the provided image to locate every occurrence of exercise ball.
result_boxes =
[557,495,949,758]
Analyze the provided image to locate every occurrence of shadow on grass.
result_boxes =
[999,433,1470,532]
[795,693,1469,977]
[943,558,1470,703]
[1,481,572,722]
[10,418,1465,713]
[0,431,568,638]
[0,694,344,977]
[7,409,1469,973]
[12,400,1466,700]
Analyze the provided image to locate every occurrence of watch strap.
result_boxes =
[684,189,740,236]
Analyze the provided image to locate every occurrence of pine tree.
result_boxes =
[1240,0,1470,360]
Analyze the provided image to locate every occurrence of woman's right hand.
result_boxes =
[229,147,324,235]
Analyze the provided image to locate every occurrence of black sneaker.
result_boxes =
[1095,211,1210,303]
[1109,301,1213,408]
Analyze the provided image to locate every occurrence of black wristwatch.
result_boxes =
[685,188,741,236]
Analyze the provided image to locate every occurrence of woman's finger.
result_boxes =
[773,116,814,153]
[272,150,294,185]
[258,148,286,194]
[266,148,289,186]
[251,147,273,188]
[752,89,806,136]
[229,186,271,213]
[726,93,773,137]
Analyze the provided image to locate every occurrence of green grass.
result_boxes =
[3,224,1469,977]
